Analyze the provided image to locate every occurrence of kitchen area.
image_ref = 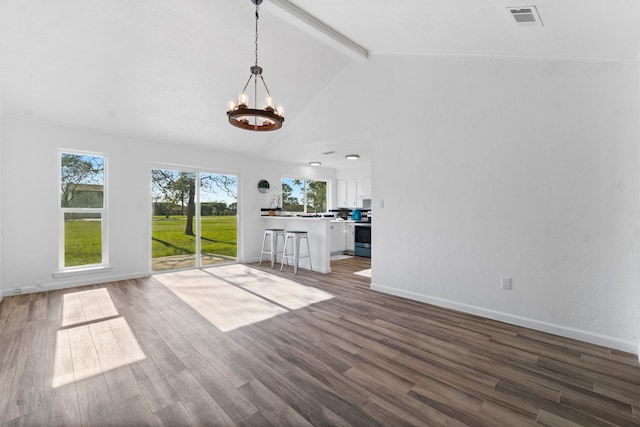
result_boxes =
[330,205,371,259]
[261,172,372,274]
[333,174,373,259]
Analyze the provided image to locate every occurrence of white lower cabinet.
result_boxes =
[330,222,346,253]
[345,222,355,253]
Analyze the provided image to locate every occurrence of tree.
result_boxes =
[282,182,301,211]
[152,170,196,234]
[201,202,229,216]
[153,202,179,217]
[152,170,237,235]
[184,177,196,235]
[60,154,104,207]
[281,179,326,213]
[306,180,327,212]
[201,174,236,199]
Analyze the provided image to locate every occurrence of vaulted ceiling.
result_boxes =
[1,1,638,169]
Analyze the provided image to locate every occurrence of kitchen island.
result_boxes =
[261,216,333,273]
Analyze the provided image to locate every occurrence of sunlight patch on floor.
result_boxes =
[155,266,334,332]
[330,254,352,261]
[354,268,372,277]
[62,288,119,327]
[208,264,334,310]
[54,289,146,388]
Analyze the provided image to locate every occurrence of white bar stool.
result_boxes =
[280,231,312,274]
[259,228,285,268]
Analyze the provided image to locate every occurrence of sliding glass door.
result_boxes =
[151,168,237,272]
[199,173,237,267]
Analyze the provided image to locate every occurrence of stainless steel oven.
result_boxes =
[354,223,371,258]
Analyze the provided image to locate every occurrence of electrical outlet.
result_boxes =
[500,277,512,290]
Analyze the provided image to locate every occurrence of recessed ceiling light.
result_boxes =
[345,154,359,160]
[308,161,321,166]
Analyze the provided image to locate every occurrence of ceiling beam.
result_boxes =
[263,0,369,60]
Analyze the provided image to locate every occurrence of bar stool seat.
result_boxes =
[281,230,312,274]
[260,228,285,268]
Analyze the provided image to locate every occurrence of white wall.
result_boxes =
[336,165,371,180]
[370,55,640,352]
[0,106,3,302]
[0,117,335,296]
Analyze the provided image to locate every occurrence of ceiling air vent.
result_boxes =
[507,6,543,26]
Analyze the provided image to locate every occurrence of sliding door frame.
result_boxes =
[150,162,240,272]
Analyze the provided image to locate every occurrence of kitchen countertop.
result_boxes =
[260,215,335,219]
[260,216,361,224]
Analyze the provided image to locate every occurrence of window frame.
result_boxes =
[281,177,327,214]
[57,149,109,272]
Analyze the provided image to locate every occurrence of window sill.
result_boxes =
[53,265,113,278]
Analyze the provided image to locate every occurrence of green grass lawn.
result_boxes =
[65,220,102,267]
[152,215,237,258]
[64,215,237,266]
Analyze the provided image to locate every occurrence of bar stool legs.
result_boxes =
[281,231,312,274]
[259,228,284,268]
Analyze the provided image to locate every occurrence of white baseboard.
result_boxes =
[371,282,639,356]
[0,271,151,298]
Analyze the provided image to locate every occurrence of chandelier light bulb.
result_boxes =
[228,100,236,111]
[238,92,248,107]
[265,95,274,109]
[276,105,284,116]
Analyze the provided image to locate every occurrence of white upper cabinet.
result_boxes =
[335,166,372,209]
[336,178,358,207]
[346,179,358,207]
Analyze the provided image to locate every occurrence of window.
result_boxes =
[281,178,327,213]
[59,151,107,269]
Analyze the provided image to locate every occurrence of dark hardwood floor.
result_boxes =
[0,256,639,426]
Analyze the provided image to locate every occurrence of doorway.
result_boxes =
[151,168,238,272]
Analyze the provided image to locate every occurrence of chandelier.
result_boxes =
[227,0,284,132]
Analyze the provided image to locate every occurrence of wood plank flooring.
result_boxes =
[0,257,639,426]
